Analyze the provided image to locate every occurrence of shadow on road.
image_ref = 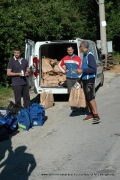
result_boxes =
[0,131,19,164]
[30,94,40,105]
[30,94,70,104]
[53,94,69,102]
[0,143,36,180]
[69,107,88,117]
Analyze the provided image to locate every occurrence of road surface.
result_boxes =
[0,74,120,180]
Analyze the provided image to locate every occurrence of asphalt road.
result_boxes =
[1,75,120,180]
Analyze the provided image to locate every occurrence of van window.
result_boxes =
[89,43,98,61]
[96,46,101,60]
[25,44,33,66]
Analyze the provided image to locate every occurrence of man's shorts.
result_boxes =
[82,78,95,101]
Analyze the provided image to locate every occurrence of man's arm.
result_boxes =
[58,57,66,73]
[7,60,22,76]
[25,67,30,76]
[26,67,30,73]
[7,69,22,76]
[75,55,96,75]
[78,56,82,69]
[25,60,30,76]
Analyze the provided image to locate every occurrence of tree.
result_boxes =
[105,0,120,51]
[0,0,86,85]
[0,0,120,86]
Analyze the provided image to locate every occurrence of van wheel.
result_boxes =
[100,73,104,87]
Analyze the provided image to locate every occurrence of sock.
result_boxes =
[95,114,98,116]
[89,112,93,116]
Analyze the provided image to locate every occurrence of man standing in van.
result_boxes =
[7,47,30,108]
[75,41,101,124]
[58,45,82,112]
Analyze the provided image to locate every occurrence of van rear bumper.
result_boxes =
[35,87,68,94]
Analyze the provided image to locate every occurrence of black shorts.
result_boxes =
[82,78,95,101]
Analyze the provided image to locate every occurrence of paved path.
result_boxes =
[1,75,120,180]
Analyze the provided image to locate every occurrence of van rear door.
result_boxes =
[25,39,35,66]
[25,39,35,88]
[89,42,103,87]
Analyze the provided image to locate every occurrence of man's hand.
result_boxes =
[75,69,82,74]
[62,65,69,72]
[19,71,29,76]
[19,72,22,76]
[62,65,66,70]
[15,72,23,76]
[61,65,69,73]
[65,69,69,72]
[25,71,29,76]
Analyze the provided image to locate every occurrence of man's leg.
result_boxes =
[89,99,101,124]
[67,78,79,93]
[89,99,98,114]
[82,80,93,120]
[83,102,94,121]
[12,86,23,107]
[22,85,30,108]
[83,78,98,121]
[85,78,100,124]
[86,101,93,113]
[67,78,75,94]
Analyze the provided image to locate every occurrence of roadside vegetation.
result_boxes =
[0,0,120,107]
[0,85,13,108]
[113,52,120,64]
[0,0,120,86]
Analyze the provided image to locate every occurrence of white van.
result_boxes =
[25,38,104,94]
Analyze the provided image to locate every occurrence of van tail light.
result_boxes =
[33,57,39,77]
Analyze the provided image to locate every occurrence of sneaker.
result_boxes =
[83,114,94,121]
[92,116,101,124]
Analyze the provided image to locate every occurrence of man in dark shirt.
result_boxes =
[7,47,30,108]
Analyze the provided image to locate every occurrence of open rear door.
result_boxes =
[76,38,83,59]
[25,39,35,89]
[25,39,35,66]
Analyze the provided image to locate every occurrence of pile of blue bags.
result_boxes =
[0,103,45,142]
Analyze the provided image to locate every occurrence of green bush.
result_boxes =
[0,85,13,108]
[112,51,120,63]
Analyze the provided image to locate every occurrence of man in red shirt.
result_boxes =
[58,46,82,111]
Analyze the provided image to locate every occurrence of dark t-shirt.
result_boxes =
[7,57,29,86]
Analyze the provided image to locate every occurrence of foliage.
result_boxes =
[0,85,13,108]
[0,0,86,86]
[112,51,120,63]
[105,0,120,51]
[0,0,119,86]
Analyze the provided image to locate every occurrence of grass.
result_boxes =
[112,52,120,63]
[0,85,14,108]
